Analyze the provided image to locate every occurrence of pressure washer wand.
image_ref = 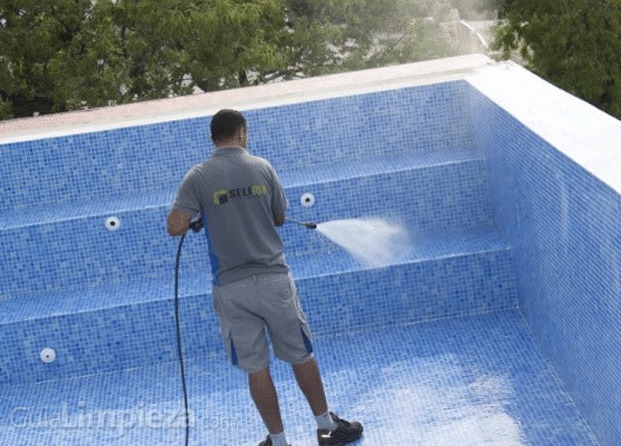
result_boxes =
[286,217,317,229]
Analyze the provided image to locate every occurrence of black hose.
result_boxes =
[174,232,190,446]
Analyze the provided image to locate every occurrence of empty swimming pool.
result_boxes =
[1,55,619,445]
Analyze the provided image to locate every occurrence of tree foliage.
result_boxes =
[277,0,460,78]
[495,0,621,119]
[0,0,285,118]
[0,0,461,120]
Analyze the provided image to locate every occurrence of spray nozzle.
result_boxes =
[286,217,317,230]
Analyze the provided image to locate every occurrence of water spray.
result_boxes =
[286,217,317,229]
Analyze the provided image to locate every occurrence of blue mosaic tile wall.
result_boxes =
[0,120,207,214]
[0,161,493,302]
[470,86,621,446]
[0,81,481,303]
[0,79,514,386]
[0,81,472,214]
[248,81,474,173]
[0,80,480,299]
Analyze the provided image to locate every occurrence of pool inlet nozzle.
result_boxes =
[286,217,317,230]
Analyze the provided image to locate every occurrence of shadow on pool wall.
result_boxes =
[469,85,621,445]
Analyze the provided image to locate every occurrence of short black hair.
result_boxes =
[210,109,246,142]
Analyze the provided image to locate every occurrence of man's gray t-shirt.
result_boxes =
[172,147,289,286]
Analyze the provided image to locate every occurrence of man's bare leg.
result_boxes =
[249,367,284,434]
[292,357,329,416]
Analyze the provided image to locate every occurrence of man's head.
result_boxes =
[210,109,247,148]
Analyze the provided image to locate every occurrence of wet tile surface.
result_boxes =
[0,311,599,445]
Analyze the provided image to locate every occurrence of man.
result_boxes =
[167,109,363,446]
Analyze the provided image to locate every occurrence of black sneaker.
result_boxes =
[317,412,363,445]
[258,435,291,446]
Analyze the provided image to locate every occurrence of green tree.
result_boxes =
[495,0,621,119]
[271,0,459,79]
[0,0,286,119]
[1,0,460,120]
[0,0,93,117]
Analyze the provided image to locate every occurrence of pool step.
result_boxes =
[0,227,517,384]
[0,149,482,231]
[0,155,493,303]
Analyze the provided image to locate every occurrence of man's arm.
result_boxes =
[268,163,288,228]
[167,209,192,236]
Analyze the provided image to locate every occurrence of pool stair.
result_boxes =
[0,149,519,385]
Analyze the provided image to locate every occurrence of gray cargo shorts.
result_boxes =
[211,272,314,374]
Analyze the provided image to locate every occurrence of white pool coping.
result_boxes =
[466,63,621,195]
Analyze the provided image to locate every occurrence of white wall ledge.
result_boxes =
[466,63,621,194]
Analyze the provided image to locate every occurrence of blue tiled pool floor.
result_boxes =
[0,310,598,446]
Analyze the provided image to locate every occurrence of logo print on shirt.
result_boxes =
[213,185,268,205]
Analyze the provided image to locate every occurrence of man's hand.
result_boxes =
[167,209,192,236]
[274,214,285,227]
